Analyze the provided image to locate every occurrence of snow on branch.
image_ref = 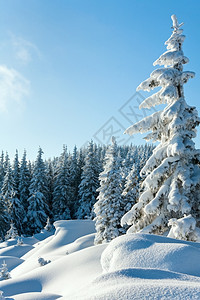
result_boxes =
[124,111,161,135]
[153,50,189,67]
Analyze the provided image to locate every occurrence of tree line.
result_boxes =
[0,142,154,239]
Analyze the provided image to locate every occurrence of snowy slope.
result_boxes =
[0,220,200,299]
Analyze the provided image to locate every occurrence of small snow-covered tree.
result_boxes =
[5,221,18,240]
[94,139,125,244]
[44,217,52,231]
[17,236,23,246]
[0,261,10,280]
[0,291,5,300]
[122,15,200,241]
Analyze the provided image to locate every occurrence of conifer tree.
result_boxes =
[2,159,25,234]
[52,146,71,221]
[5,221,18,240]
[122,163,139,214]
[0,152,5,190]
[1,162,14,208]
[46,159,54,214]
[9,191,25,235]
[123,15,200,241]
[19,150,31,213]
[26,192,49,234]
[26,147,49,234]
[94,139,125,244]
[70,146,79,217]
[0,194,9,239]
[76,141,99,219]
[0,261,10,280]
[12,150,20,197]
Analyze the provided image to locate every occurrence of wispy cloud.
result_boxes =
[10,33,41,64]
[0,65,30,112]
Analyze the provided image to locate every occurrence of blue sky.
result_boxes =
[0,0,199,160]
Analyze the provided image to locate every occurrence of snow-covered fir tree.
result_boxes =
[72,148,85,216]
[1,161,14,207]
[12,150,20,197]
[69,146,79,217]
[94,138,125,244]
[121,163,139,215]
[5,221,18,240]
[76,141,99,219]
[122,15,200,241]
[2,158,25,234]
[46,159,54,214]
[0,291,5,299]
[0,261,10,280]
[26,147,49,234]
[28,147,49,199]
[44,217,52,231]
[0,152,5,190]
[19,150,31,213]
[26,192,49,235]
[52,146,71,221]
[3,152,9,174]
[0,194,9,239]
[8,191,25,235]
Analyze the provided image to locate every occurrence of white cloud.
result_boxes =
[0,65,30,112]
[10,33,41,64]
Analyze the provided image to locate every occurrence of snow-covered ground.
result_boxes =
[0,220,200,299]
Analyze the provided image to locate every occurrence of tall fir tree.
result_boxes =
[94,139,125,244]
[0,194,9,240]
[52,146,71,221]
[1,162,15,208]
[0,152,5,190]
[46,159,54,216]
[19,150,31,214]
[26,147,49,234]
[76,141,99,219]
[69,146,79,217]
[123,15,200,241]
[1,162,24,235]
[12,150,20,197]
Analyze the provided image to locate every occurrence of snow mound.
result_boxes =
[11,220,96,277]
[0,236,38,248]
[72,269,200,300]
[0,244,33,258]
[65,233,95,255]
[0,244,107,298]
[0,256,23,271]
[101,233,200,277]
